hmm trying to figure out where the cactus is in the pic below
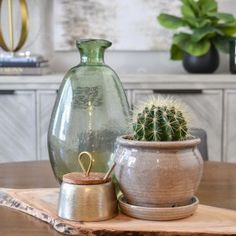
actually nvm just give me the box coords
[133,97,189,141]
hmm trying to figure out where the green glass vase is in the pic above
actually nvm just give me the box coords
[48,39,130,183]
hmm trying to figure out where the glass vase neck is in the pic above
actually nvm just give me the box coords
[76,39,111,65]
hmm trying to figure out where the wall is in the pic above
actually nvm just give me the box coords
[1,0,236,75]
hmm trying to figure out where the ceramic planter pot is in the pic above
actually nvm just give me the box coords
[183,44,219,74]
[114,136,203,207]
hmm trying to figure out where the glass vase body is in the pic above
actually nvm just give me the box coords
[48,39,130,183]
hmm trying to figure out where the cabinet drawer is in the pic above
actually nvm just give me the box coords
[37,91,57,160]
[132,89,223,161]
[0,90,36,162]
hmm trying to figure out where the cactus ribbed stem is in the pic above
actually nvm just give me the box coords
[133,103,188,142]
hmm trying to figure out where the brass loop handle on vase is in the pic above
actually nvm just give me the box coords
[0,0,29,52]
[78,151,93,177]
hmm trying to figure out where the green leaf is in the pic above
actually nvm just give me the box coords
[198,19,212,28]
[218,21,236,36]
[170,44,183,60]
[184,17,212,28]
[172,33,189,45]
[213,35,232,53]
[173,33,211,56]
[192,27,223,42]
[188,0,200,16]
[184,17,199,28]
[181,4,195,18]
[157,14,185,29]
[221,21,236,27]
[207,12,235,23]
[186,40,211,56]
[198,0,217,15]
[181,0,199,17]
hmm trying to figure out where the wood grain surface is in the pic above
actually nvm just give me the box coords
[1,188,236,235]
[0,161,236,235]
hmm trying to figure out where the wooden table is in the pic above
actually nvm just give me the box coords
[0,161,236,236]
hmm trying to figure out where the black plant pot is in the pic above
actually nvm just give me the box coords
[183,45,219,73]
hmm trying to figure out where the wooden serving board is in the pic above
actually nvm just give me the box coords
[0,188,236,235]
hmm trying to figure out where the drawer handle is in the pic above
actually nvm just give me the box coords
[153,89,202,94]
[0,90,15,95]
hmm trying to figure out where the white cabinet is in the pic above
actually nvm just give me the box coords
[36,91,57,160]
[223,90,236,162]
[0,74,235,163]
[132,90,155,105]
[132,89,223,161]
[0,91,36,162]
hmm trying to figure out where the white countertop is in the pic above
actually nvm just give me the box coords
[0,73,235,90]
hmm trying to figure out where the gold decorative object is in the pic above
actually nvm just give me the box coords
[58,151,118,222]
[78,151,93,177]
[0,0,29,52]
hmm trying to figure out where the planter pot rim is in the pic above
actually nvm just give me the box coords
[116,135,200,149]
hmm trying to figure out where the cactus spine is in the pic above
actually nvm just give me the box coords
[133,98,189,141]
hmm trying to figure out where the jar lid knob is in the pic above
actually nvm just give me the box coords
[78,151,93,177]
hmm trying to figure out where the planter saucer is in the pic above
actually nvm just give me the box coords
[118,195,199,221]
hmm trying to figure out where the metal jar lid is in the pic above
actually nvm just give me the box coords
[63,151,115,185]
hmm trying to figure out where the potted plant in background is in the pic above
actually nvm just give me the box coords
[157,0,236,73]
[114,97,203,220]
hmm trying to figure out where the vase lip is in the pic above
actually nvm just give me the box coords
[116,135,201,149]
[76,39,112,48]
